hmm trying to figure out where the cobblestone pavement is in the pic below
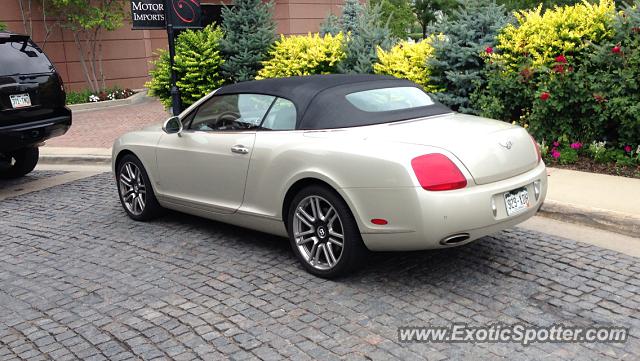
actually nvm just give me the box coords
[0,171,68,189]
[45,99,168,148]
[0,173,639,360]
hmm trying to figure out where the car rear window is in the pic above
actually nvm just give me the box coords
[345,87,435,112]
[0,38,54,76]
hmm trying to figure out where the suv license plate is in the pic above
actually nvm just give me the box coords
[10,93,31,108]
[504,187,529,216]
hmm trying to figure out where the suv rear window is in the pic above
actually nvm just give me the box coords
[0,38,54,76]
[345,87,435,112]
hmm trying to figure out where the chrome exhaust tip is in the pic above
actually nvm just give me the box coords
[440,233,471,245]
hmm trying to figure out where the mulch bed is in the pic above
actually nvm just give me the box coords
[547,156,640,179]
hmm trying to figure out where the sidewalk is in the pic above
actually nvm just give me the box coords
[45,97,168,148]
[38,99,639,237]
[540,168,640,237]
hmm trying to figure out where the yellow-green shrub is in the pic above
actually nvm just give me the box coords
[257,33,346,79]
[373,38,440,92]
[493,0,616,69]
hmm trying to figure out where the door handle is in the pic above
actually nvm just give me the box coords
[231,145,249,154]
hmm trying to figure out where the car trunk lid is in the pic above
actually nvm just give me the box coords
[371,113,539,185]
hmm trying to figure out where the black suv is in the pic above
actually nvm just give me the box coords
[0,32,71,178]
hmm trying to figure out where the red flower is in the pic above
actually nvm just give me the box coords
[555,55,567,63]
[520,68,533,80]
[553,65,565,73]
[612,45,622,54]
[485,46,494,54]
[625,145,633,152]
[540,92,550,101]
[593,94,606,103]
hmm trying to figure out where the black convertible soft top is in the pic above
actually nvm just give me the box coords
[215,74,452,130]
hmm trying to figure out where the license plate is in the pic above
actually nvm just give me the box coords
[10,93,31,108]
[504,187,529,216]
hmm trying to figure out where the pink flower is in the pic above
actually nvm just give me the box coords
[553,141,560,147]
[624,145,632,152]
[570,142,582,149]
[555,55,567,63]
[485,47,494,54]
[552,150,561,159]
[612,45,622,54]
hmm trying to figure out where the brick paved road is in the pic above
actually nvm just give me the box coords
[45,99,168,148]
[0,174,639,360]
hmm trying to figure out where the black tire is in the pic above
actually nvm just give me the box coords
[287,185,367,278]
[116,154,163,221]
[0,147,39,179]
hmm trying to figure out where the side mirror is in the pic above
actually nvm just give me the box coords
[162,116,183,135]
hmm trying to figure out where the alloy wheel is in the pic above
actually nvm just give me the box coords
[119,162,147,216]
[292,195,345,271]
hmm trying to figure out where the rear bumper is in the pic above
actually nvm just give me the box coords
[0,109,71,152]
[342,162,548,251]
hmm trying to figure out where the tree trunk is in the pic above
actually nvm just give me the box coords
[73,32,98,93]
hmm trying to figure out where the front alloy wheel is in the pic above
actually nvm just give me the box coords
[119,162,147,216]
[287,185,366,278]
[116,154,162,221]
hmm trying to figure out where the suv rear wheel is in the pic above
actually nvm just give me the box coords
[0,146,39,179]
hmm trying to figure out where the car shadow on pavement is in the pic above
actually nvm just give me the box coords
[150,207,504,284]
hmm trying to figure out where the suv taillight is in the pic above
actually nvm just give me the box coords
[56,73,65,92]
[411,154,467,191]
[530,135,541,163]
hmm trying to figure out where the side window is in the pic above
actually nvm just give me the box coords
[261,98,297,130]
[190,93,275,131]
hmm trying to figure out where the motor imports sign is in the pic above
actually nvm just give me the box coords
[131,0,201,29]
[131,0,166,29]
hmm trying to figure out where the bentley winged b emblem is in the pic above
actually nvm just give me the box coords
[499,140,513,150]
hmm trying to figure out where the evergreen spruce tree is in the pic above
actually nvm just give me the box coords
[220,0,276,83]
[338,3,394,74]
[340,0,364,35]
[428,0,509,114]
[320,14,340,36]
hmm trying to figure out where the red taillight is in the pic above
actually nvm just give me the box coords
[530,134,541,163]
[56,73,65,92]
[411,154,467,191]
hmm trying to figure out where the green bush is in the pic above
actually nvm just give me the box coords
[374,38,440,92]
[146,24,225,109]
[65,89,93,105]
[428,0,509,114]
[220,0,276,83]
[0,22,7,31]
[65,87,134,105]
[475,0,639,150]
[257,33,346,78]
[370,0,415,39]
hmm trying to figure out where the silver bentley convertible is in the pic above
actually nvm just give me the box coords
[113,74,547,277]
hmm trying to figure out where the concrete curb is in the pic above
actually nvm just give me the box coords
[67,89,150,112]
[39,148,111,166]
[538,200,640,239]
[39,154,111,166]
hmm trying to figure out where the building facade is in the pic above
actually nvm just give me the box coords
[1,1,346,91]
